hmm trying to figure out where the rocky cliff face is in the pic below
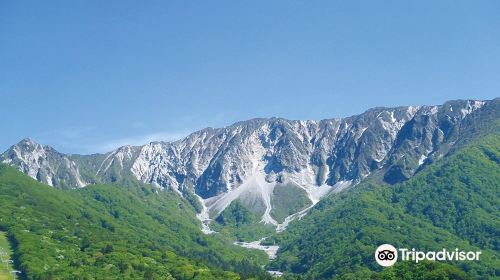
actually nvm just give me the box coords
[0,138,87,189]
[2,99,497,228]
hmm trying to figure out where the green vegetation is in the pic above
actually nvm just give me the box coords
[0,232,15,280]
[212,200,275,242]
[0,164,271,280]
[270,183,311,223]
[269,133,500,279]
[1,117,498,279]
[216,200,256,227]
[212,183,312,242]
[338,261,470,280]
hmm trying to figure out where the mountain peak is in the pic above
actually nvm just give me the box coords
[16,137,42,148]
[1,138,87,188]
[1,98,497,231]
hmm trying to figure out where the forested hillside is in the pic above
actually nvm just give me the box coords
[268,133,500,279]
[0,109,498,279]
[0,164,270,280]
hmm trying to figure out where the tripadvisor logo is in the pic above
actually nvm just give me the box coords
[375,244,398,267]
[375,244,482,267]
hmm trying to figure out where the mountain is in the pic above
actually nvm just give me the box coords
[0,164,271,279]
[1,99,498,232]
[0,138,88,189]
[0,98,498,279]
[267,131,500,279]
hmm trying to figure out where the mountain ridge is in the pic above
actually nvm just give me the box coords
[2,98,498,231]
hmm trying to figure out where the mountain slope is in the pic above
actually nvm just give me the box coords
[0,98,498,279]
[1,99,497,231]
[0,231,15,280]
[0,164,270,279]
[0,139,88,189]
[267,132,500,279]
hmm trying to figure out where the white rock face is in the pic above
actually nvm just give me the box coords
[93,100,489,230]
[1,99,495,232]
[1,139,86,188]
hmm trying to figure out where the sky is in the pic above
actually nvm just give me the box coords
[1,1,499,154]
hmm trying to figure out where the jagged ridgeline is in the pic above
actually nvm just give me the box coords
[1,99,498,232]
[0,98,499,279]
[267,131,500,279]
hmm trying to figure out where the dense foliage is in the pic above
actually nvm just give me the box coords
[216,200,256,227]
[0,165,271,280]
[269,133,500,279]
[212,200,275,242]
[0,231,15,280]
[212,183,312,241]
[1,117,498,279]
[270,184,311,223]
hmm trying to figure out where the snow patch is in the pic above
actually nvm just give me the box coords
[390,111,396,123]
[418,155,427,166]
[460,100,486,118]
[429,106,439,115]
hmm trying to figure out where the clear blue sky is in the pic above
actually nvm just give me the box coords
[1,1,499,154]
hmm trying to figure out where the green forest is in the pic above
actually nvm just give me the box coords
[0,126,498,279]
[0,231,15,280]
[0,164,271,280]
[268,133,500,279]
